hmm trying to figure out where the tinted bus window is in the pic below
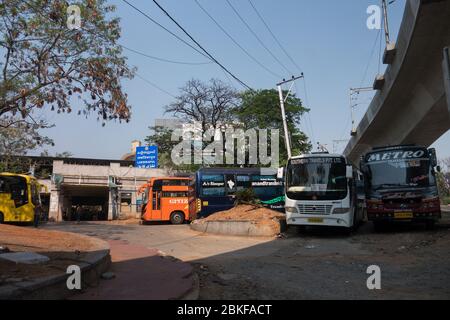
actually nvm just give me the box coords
[162,191,189,198]
[237,175,251,191]
[201,174,226,197]
[251,175,283,198]
[152,179,163,191]
[162,179,190,186]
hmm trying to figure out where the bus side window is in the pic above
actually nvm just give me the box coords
[11,180,28,207]
[0,178,7,193]
[153,180,163,191]
[237,175,250,191]
[201,175,226,197]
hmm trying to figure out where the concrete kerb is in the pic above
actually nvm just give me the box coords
[0,233,111,300]
[190,219,287,237]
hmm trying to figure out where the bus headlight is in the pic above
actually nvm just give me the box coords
[285,207,298,214]
[333,208,350,214]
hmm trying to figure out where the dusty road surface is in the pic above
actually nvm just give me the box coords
[43,217,450,300]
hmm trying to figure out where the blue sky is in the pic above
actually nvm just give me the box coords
[35,0,450,160]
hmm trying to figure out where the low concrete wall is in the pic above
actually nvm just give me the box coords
[190,219,287,237]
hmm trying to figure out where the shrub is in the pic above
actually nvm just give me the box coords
[234,188,261,207]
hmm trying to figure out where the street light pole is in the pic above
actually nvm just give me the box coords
[277,74,304,159]
[349,87,373,135]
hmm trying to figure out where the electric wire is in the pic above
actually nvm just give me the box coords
[121,44,213,65]
[225,0,292,76]
[247,0,303,74]
[194,0,281,79]
[151,0,253,90]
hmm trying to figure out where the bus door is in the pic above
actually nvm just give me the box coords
[150,180,162,220]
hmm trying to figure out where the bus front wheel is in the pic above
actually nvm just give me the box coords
[170,211,185,225]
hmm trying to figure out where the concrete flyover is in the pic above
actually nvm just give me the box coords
[344,0,450,164]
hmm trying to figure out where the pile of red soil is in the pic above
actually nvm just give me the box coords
[203,204,285,223]
[194,205,286,236]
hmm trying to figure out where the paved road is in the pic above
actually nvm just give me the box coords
[44,218,450,300]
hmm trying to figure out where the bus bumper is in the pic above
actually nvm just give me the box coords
[367,210,441,222]
[286,212,352,228]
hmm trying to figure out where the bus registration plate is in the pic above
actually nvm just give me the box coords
[308,218,323,223]
[394,211,413,219]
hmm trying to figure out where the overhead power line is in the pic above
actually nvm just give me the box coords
[247,0,303,73]
[225,0,291,76]
[194,0,281,79]
[135,73,176,98]
[121,0,212,62]
[121,44,212,65]
[151,0,253,90]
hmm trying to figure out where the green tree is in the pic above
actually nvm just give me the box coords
[235,89,312,164]
[146,79,239,171]
[0,0,135,133]
[145,126,201,173]
[437,158,450,203]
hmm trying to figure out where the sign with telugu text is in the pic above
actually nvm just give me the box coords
[135,146,158,168]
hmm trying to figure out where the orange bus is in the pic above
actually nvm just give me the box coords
[138,177,197,224]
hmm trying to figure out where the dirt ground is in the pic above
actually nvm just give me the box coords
[42,213,450,300]
[194,221,450,300]
[0,224,97,283]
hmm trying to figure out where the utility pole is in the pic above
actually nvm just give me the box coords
[382,0,391,45]
[332,139,349,154]
[277,74,304,159]
[349,87,373,136]
[443,47,450,115]
[381,0,397,65]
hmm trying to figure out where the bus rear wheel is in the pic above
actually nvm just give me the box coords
[170,211,185,225]
[0,212,4,224]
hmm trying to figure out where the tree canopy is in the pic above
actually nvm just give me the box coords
[165,78,239,132]
[0,0,135,132]
[146,79,312,169]
[236,89,312,162]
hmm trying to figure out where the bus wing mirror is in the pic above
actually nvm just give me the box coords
[277,167,284,180]
[346,166,353,179]
[436,165,441,173]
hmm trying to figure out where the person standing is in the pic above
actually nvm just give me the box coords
[33,207,41,228]
[76,205,83,223]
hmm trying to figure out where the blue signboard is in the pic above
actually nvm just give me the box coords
[135,146,158,168]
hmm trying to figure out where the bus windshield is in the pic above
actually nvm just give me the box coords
[286,157,348,200]
[363,150,435,190]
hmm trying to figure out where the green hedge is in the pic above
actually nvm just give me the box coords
[442,197,450,205]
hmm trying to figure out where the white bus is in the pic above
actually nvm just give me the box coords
[281,153,365,232]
